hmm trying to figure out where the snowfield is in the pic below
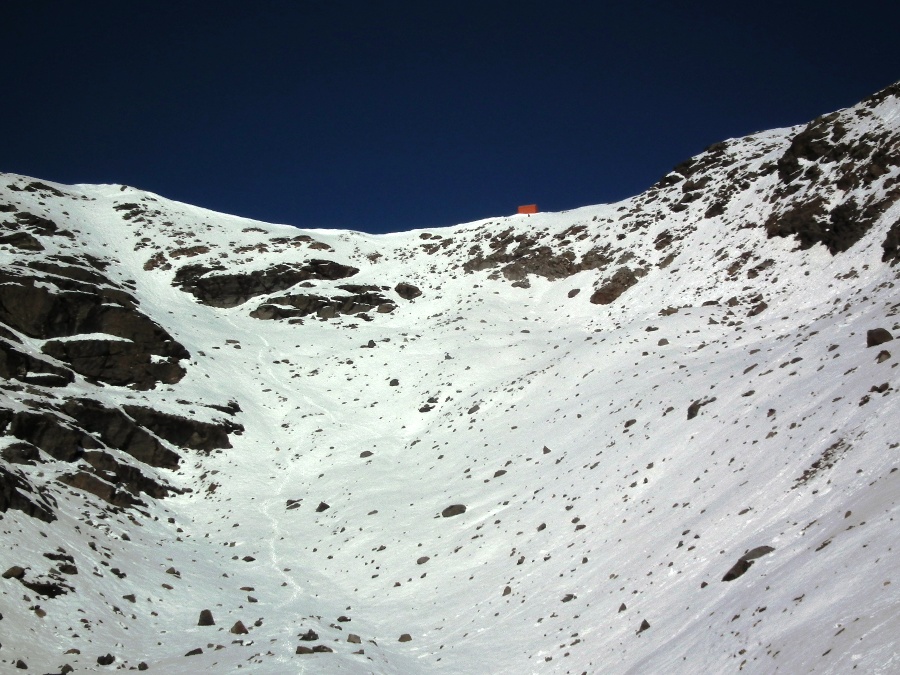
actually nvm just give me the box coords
[1,82,900,674]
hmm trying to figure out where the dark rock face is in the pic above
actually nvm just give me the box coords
[123,405,242,452]
[172,260,359,308]
[58,470,144,509]
[0,339,74,387]
[0,465,56,522]
[42,338,186,389]
[867,328,894,347]
[765,97,900,254]
[0,442,42,465]
[61,399,180,470]
[8,410,100,462]
[589,267,639,305]
[0,262,189,389]
[251,288,396,321]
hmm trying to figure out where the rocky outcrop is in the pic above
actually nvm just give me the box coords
[122,406,242,452]
[7,410,100,462]
[251,289,396,321]
[61,399,181,469]
[0,261,189,389]
[463,229,612,283]
[590,267,639,305]
[58,470,144,508]
[172,260,359,308]
[0,465,56,522]
[0,339,74,387]
[42,337,186,389]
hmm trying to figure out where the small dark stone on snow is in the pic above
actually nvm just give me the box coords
[97,653,115,665]
[242,555,255,562]
[138,663,149,671]
[316,502,330,512]
[503,586,512,596]
[561,593,576,602]
[877,350,891,363]
[230,620,249,635]
[618,603,627,613]
[416,556,430,565]
[198,609,215,626]
[441,504,466,517]
[15,660,27,670]
[722,558,753,581]
[348,633,361,644]
[389,378,399,386]
[867,328,893,347]
[312,645,334,653]
[638,619,651,633]
[185,648,203,656]
[2,566,25,579]
[399,633,412,642]
[658,338,669,346]
[543,446,551,454]
[360,450,373,458]
[296,646,314,654]
[299,628,318,641]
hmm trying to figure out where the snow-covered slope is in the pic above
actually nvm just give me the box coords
[2,82,900,674]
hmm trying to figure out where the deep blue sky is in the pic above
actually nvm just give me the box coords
[2,2,898,233]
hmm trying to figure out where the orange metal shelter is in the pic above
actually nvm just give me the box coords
[517,204,538,214]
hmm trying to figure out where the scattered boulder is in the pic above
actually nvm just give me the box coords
[298,629,318,641]
[198,609,215,626]
[441,504,466,518]
[2,565,26,579]
[316,501,330,513]
[416,556,430,565]
[230,620,249,635]
[867,328,894,347]
[398,633,412,642]
[722,545,775,581]
[348,633,361,644]
[97,653,115,665]
[395,282,422,300]
[637,619,651,634]
[185,648,203,656]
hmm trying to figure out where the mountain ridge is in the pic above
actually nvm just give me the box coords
[1,81,899,673]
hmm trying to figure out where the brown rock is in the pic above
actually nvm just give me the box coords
[198,609,215,626]
[441,504,466,518]
[867,328,894,347]
[398,633,412,642]
[230,620,249,635]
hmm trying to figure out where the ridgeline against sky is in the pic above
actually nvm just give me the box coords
[2,1,899,233]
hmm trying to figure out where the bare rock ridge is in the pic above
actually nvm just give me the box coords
[0,80,899,673]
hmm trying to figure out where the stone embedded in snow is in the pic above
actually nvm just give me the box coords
[298,629,318,641]
[198,609,215,626]
[2,565,26,579]
[348,633,361,643]
[867,328,893,347]
[637,619,651,634]
[417,556,430,565]
[722,545,775,581]
[876,349,891,363]
[398,633,412,642]
[185,647,203,656]
[441,504,466,517]
[97,653,115,665]
[230,620,249,635]
[316,501,330,512]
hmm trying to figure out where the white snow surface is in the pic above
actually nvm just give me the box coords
[1,85,900,674]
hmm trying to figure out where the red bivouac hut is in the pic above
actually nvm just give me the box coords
[517,204,538,214]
